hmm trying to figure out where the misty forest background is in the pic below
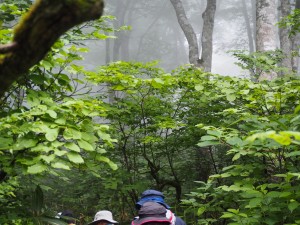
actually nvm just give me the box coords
[1,0,300,224]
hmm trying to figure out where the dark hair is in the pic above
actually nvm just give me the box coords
[61,210,75,223]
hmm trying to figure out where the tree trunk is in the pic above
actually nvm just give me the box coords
[279,0,293,73]
[170,0,201,67]
[200,0,217,72]
[0,0,104,97]
[292,0,300,73]
[242,0,255,53]
[256,0,278,80]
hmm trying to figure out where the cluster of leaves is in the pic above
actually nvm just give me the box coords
[0,1,121,223]
[278,9,300,36]
[230,49,295,80]
[182,74,300,224]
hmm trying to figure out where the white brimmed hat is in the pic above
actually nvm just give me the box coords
[88,210,118,225]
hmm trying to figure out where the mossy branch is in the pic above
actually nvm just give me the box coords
[0,0,104,97]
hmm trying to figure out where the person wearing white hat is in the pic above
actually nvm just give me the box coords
[88,210,118,225]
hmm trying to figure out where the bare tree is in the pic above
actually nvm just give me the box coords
[170,0,216,71]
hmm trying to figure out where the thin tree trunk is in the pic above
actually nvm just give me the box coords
[200,0,216,72]
[256,0,278,80]
[170,0,201,67]
[279,0,293,74]
[242,0,255,53]
[292,0,300,73]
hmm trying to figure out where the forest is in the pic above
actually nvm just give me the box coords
[0,0,300,224]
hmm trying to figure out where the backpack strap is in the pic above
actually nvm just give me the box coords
[166,209,176,225]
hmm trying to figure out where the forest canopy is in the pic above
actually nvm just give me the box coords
[0,0,300,225]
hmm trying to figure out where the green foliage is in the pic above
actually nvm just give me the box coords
[0,1,120,223]
[182,74,300,224]
[278,9,300,36]
[231,49,294,80]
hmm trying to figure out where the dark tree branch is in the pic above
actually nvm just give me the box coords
[0,0,104,97]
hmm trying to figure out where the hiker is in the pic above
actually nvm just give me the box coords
[132,201,172,225]
[60,210,76,225]
[135,190,186,225]
[88,210,118,225]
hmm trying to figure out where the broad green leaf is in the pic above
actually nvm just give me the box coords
[200,135,217,141]
[45,128,59,141]
[63,128,82,140]
[288,201,300,212]
[108,161,118,170]
[40,155,55,163]
[67,152,84,164]
[14,138,38,150]
[195,84,204,91]
[226,137,243,146]
[197,140,219,147]
[46,110,57,118]
[226,94,236,102]
[246,198,261,208]
[77,140,94,151]
[51,162,70,170]
[65,142,80,152]
[220,212,234,218]
[197,207,206,216]
[27,163,47,174]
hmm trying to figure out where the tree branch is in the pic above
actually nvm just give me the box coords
[0,0,104,97]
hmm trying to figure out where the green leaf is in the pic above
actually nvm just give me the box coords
[108,161,118,170]
[197,140,219,147]
[63,128,82,140]
[220,212,234,218]
[14,138,38,150]
[200,135,217,141]
[226,137,243,146]
[67,152,84,164]
[246,198,261,208]
[27,163,47,174]
[288,201,300,212]
[46,110,57,118]
[51,162,70,170]
[77,140,94,151]
[197,206,206,216]
[226,94,236,102]
[195,84,204,91]
[65,142,80,152]
[45,128,59,141]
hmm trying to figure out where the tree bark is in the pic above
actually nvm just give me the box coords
[279,0,293,73]
[0,0,104,97]
[200,0,217,72]
[292,0,300,73]
[170,0,201,67]
[256,0,278,80]
[242,0,255,53]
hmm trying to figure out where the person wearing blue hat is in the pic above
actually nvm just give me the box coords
[135,190,186,225]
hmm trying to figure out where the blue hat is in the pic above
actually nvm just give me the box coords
[135,189,170,209]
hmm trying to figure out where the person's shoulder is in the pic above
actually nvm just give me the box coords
[175,216,186,225]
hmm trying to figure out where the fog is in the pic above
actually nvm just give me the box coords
[81,0,256,77]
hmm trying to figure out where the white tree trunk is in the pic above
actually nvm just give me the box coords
[279,0,293,73]
[256,0,278,80]
[170,0,216,72]
[200,0,217,72]
[170,0,200,67]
